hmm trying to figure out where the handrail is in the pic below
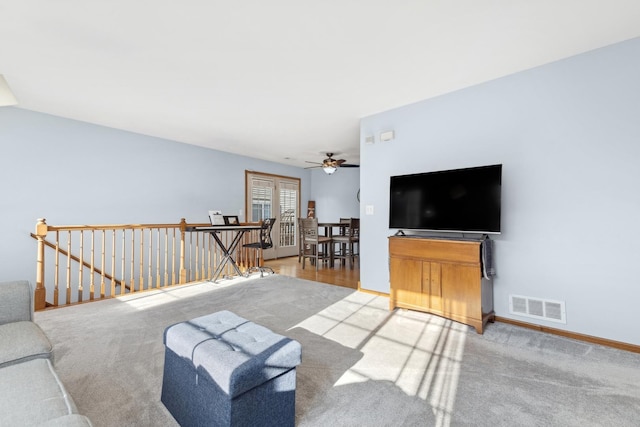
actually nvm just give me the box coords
[30,233,126,288]
[32,218,261,310]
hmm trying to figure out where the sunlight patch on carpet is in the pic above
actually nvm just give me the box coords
[116,277,249,310]
[291,291,467,426]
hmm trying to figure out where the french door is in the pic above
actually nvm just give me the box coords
[245,171,300,259]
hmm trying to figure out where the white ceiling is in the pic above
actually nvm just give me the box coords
[2,1,639,167]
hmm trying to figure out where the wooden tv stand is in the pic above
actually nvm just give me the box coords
[388,236,495,334]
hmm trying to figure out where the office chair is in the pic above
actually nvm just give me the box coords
[243,218,276,277]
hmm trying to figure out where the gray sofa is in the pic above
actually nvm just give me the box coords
[0,280,92,426]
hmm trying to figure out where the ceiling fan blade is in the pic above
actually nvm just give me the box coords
[307,153,357,170]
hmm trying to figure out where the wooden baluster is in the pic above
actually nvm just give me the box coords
[222,231,227,277]
[192,228,196,281]
[253,229,258,269]
[130,230,136,292]
[179,218,187,284]
[202,232,208,280]
[253,228,259,269]
[229,231,235,276]
[202,232,207,280]
[156,228,161,288]
[54,230,59,307]
[147,229,152,289]
[195,231,200,281]
[121,229,126,295]
[200,232,206,281]
[171,228,176,285]
[245,230,251,270]
[78,230,84,303]
[100,229,106,299]
[89,231,95,300]
[191,231,196,281]
[66,231,72,304]
[138,229,144,291]
[193,230,196,281]
[163,229,169,287]
[201,232,207,280]
[256,228,261,268]
[111,230,117,297]
[196,233,205,280]
[227,230,233,273]
[207,233,212,279]
[199,232,204,280]
[185,232,190,283]
[34,218,48,310]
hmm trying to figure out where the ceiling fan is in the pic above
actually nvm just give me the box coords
[304,153,359,175]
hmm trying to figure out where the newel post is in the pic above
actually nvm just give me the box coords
[34,218,48,310]
[179,218,187,284]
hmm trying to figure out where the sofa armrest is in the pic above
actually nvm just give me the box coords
[0,280,34,325]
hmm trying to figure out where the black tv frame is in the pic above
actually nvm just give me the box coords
[389,164,502,234]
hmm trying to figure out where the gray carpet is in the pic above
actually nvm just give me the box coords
[35,275,640,426]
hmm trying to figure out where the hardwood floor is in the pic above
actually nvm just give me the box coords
[264,256,359,290]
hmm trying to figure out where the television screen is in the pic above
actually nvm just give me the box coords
[389,164,502,233]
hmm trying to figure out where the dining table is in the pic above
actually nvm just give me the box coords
[317,222,348,239]
[317,221,350,267]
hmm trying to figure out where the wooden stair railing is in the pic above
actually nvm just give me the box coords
[32,218,261,310]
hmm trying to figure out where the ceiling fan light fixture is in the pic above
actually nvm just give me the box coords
[323,165,337,175]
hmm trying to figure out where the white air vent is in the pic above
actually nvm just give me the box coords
[509,294,566,324]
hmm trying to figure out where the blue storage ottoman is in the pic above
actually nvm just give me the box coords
[161,310,302,427]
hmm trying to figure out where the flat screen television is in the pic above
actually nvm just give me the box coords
[389,164,502,234]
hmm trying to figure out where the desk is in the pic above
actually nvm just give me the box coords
[186,225,262,282]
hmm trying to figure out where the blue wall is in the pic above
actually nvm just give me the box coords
[359,37,640,345]
[310,167,360,221]
[0,108,313,283]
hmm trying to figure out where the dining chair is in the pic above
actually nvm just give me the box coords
[300,218,332,270]
[297,218,313,263]
[242,218,276,277]
[332,218,351,266]
[298,218,310,263]
[338,217,350,236]
[332,218,359,269]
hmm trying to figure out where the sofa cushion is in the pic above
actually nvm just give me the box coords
[0,358,79,426]
[0,280,33,324]
[0,320,53,368]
